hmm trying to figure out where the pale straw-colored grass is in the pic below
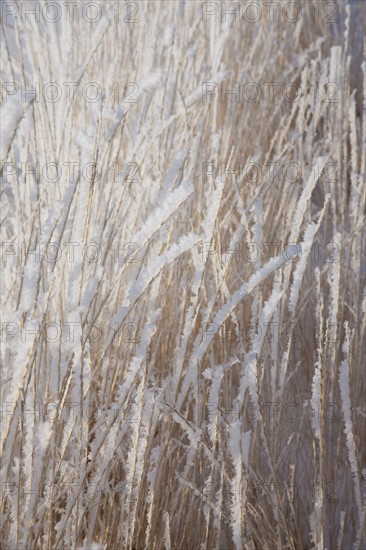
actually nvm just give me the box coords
[1,1,365,548]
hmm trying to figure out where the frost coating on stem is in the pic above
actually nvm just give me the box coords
[339,323,363,546]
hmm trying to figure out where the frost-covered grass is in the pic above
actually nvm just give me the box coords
[1,1,365,549]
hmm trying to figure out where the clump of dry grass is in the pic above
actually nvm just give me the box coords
[1,1,365,549]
